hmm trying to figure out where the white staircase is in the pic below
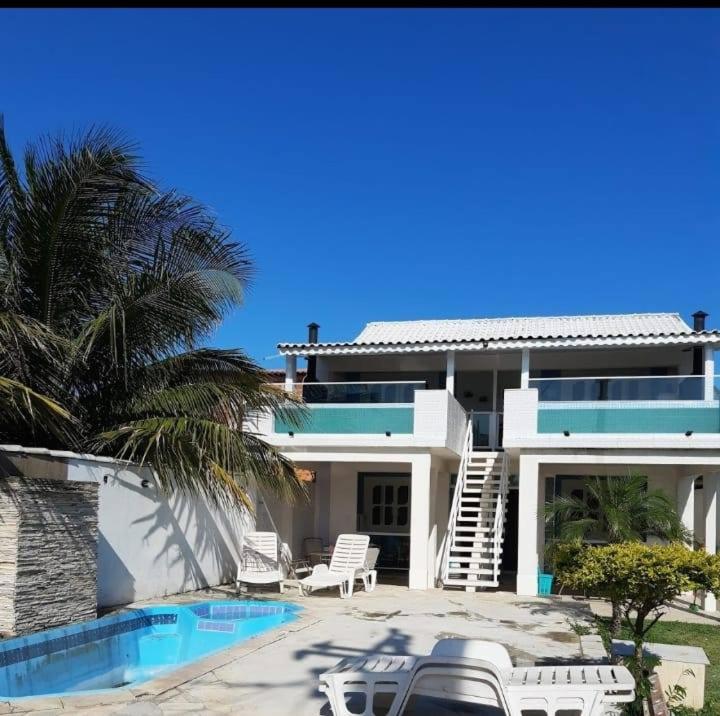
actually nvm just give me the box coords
[440,420,509,591]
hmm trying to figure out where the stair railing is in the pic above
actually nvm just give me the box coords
[491,452,510,584]
[439,417,473,584]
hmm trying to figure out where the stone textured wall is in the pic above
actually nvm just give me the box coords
[0,491,19,635]
[0,477,99,635]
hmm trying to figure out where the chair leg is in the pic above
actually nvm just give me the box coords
[278,580,284,594]
[341,578,354,599]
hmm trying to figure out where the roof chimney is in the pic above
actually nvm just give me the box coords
[307,322,320,344]
[306,323,319,382]
[692,311,708,332]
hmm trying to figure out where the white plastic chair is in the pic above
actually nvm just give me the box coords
[236,531,285,593]
[356,546,380,593]
[319,638,635,716]
[300,534,370,599]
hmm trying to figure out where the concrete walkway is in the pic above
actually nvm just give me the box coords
[10,586,595,715]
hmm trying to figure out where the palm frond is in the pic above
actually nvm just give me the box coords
[94,416,306,506]
[0,376,76,444]
[546,473,689,546]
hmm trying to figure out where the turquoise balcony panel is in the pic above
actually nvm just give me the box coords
[274,406,414,434]
[538,406,720,434]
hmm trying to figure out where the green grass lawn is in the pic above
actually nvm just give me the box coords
[598,617,720,712]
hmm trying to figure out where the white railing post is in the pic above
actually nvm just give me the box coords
[520,349,530,389]
[704,347,715,401]
[284,355,297,392]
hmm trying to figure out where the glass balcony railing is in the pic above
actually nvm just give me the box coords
[530,375,706,402]
[297,381,425,404]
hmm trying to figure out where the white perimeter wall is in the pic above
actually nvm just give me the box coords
[65,458,253,608]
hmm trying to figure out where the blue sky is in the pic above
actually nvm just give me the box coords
[1,9,718,367]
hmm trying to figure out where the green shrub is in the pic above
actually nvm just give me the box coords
[556,542,720,649]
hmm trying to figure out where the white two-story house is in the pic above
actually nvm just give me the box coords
[253,311,720,612]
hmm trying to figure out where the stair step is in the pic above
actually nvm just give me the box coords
[443,578,500,588]
[453,526,496,533]
[446,567,498,575]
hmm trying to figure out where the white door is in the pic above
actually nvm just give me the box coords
[361,475,411,534]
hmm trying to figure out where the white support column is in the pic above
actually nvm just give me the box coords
[434,470,451,582]
[704,346,715,401]
[520,349,530,389]
[702,474,719,613]
[409,454,432,590]
[284,355,297,392]
[677,475,697,545]
[446,351,456,395]
[427,467,439,587]
[517,454,540,596]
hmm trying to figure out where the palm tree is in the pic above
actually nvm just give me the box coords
[545,473,690,635]
[0,118,304,506]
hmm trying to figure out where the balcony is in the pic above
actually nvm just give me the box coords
[257,382,467,454]
[273,382,423,435]
[503,375,720,450]
[531,375,708,402]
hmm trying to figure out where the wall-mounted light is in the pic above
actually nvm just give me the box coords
[288,431,294,437]
[563,430,570,437]
[385,431,392,437]
[103,474,110,485]
[685,430,694,437]
[140,479,150,488]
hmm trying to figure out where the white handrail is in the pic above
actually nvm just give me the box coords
[440,418,473,583]
[491,453,509,583]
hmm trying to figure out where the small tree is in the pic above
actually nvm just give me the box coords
[555,542,720,714]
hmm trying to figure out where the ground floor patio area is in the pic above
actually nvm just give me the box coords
[9,583,720,715]
[7,585,601,715]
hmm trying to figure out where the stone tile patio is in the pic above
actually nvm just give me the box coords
[8,585,599,715]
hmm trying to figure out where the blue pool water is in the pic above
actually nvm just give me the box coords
[0,601,300,700]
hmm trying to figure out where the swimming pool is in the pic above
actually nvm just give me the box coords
[0,600,300,700]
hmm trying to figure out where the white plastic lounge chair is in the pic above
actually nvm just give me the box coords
[300,533,370,599]
[236,531,285,593]
[319,638,635,716]
[355,546,380,593]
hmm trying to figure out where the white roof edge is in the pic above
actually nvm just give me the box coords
[278,333,720,356]
[0,444,131,465]
[361,311,685,327]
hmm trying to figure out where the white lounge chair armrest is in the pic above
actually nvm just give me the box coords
[311,563,329,576]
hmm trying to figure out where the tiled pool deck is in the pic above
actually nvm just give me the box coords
[2,583,693,715]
